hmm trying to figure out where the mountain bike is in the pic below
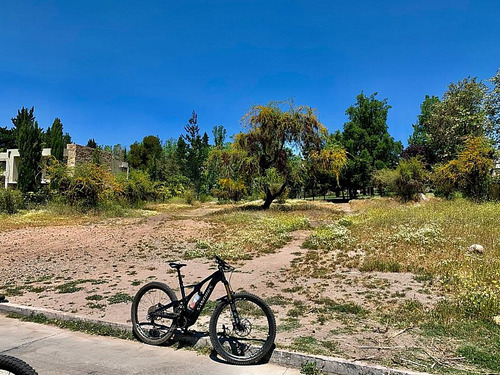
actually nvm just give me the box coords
[131,256,276,365]
[0,355,38,375]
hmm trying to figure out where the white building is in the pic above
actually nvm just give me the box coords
[0,144,128,189]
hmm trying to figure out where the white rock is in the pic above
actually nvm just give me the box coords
[468,244,484,254]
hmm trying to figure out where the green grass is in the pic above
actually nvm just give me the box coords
[184,208,311,260]
[7,313,134,340]
[289,336,342,357]
[277,318,301,333]
[85,294,105,301]
[107,292,133,304]
[300,361,325,375]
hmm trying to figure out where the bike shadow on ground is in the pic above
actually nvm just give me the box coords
[161,329,276,366]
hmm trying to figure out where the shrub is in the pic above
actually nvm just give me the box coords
[0,189,23,214]
[394,157,427,201]
[433,136,494,201]
[212,178,246,202]
[64,163,112,211]
[433,161,460,199]
[121,169,155,205]
[372,168,398,196]
[183,189,197,205]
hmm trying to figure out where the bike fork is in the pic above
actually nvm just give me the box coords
[224,283,242,329]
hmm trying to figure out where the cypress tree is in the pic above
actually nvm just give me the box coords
[50,118,64,161]
[12,107,43,193]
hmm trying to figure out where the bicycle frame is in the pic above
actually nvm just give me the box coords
[152,265,239,329]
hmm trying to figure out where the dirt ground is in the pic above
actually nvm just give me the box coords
[0,203,446,371]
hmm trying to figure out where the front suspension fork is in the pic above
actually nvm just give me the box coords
[224,283,242,330]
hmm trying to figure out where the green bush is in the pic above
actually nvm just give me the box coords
[394,157,427,201]
[183,189,197,205]
[63,163,111,211]
[121,169,155,205]
[372,168,398,196]
[0,189,23,214]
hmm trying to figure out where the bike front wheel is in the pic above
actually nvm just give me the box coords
[131,282,178,345]
[209,292,276,365]
[0,355,38,375]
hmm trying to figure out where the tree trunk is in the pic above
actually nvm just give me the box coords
[262,181,287,209]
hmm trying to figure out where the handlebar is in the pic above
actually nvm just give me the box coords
[215,256,233,271]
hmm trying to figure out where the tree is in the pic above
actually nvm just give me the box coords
[486,69,500,148]
[405,95,441,167]
[50,118,65,161]
[142,135,163,180]
[212,125,227,149]
[427,77,488,162]
[126,136,163,179]
[128,142,144,169]
[408,95,440,147]
[63,132,72,145]
[12,107,43,193]
[86,138,97,148]
[236,101,329,209]
[0,126,16,151]
[206,142,249,202]
[341,92,402,197]
[181,111,210,197]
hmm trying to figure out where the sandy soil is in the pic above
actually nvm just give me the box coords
[0,204,445,370]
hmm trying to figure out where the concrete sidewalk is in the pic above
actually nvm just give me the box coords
[0,314,300,375]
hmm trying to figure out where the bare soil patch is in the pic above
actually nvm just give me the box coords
[0,202,445,371]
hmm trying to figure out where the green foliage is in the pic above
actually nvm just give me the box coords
[212,125,226,148]
[486,69,500,148]
[185,211,310,260]
[427,77,489,162]
[303,223,352,250]
[63,163,112,210]
[394,157,427,201]
[86,138,97,148]
[121,169,155,205]
[181,111,210,198]
[108,292,133,304]
[300,361,324,375]
[457,345,500,372]
[341,92,403,194]
[12,107,43,193]
[433,136,494,200]
[372,168,398,196]
[0,126,16,151]
[212,178,246,201]
[0,189,23,214]
[238,101,327,208]
[49,118,65,161]
[408,95,440,147]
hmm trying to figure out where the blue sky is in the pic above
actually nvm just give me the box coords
[1,0,499,148]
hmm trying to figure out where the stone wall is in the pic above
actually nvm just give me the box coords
[66,144,114,172]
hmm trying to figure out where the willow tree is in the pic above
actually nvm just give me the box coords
[237,101,330,209]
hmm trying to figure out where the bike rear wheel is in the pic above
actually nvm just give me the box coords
[0,355,38,375]
[131,282,178,345]
[209,292,276,365]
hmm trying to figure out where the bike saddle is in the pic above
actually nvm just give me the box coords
[168,262,187,270]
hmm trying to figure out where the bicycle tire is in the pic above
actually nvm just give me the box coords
[131,282,178,345]
[0,355,38,375]
[209,292,276,365]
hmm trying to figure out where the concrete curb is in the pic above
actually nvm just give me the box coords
[0,303,429,375]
